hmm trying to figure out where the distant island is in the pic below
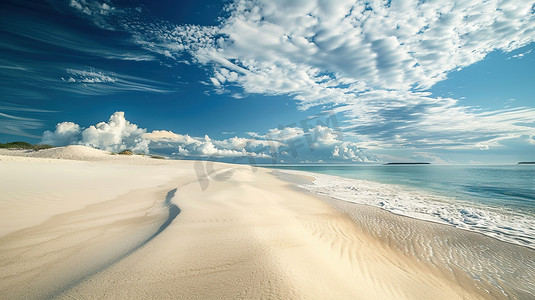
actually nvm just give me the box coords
[518,162,535,165]
[384,162,431,165]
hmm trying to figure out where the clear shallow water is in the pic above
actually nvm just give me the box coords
[270,165,535,248]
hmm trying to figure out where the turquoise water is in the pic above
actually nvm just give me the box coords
[272,165,535,212]
[270,164,535,248]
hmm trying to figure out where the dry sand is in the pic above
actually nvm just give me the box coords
[0,146,505,299]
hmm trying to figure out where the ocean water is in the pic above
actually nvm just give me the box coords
[270,164,535,249]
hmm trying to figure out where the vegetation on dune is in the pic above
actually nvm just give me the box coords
[31,144,56,151]
[0,141,56,151]
[0,142,33,149]
[114,150,165,159]
[116,149,134,155]
[111,150,165,159]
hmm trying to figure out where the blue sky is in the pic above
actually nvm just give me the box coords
[1,0,534,164]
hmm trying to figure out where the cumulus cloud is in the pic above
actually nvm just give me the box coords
[42,122,81,146]
[42,111,376,163]
[42,112,149,153]
[333,142,374,162]
[81,112,149,152]
[119,0,535,150]
[144,132,261,158]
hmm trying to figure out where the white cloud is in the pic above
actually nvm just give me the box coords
[264,127,305,141]
[508,49,532,59]
[143,131,250,157]
[477,143,490,151]
[42,111,376,163]
[0,103,57,138]
[0,112,43,138]
[123,0,535,150]
[65,69,116,83]
[42,122,81,146]
[69,0,117,29]
[81,111,149,153]
[61,68,171,95]
[69,0,84,12]
[142,130,182,142]
[44,1,535,154]
[145,132,274,159]
[164,0,535,92]
[307,126,339,146]
[335,91,535,149]
[333,142,374,162]
[42,112,149,153]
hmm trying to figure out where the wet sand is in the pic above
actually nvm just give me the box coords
[324,197,535,299]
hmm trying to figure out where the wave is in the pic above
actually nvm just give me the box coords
[283,170,535,250]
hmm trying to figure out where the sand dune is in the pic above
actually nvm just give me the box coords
[0,146,501,299]
[0,145,111,161]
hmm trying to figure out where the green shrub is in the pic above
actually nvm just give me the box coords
[0,141,33,149]
[32,144,56,151]
[150,155,166,159]
[0,142,56,151]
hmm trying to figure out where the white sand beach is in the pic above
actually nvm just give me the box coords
[0,146,527,299]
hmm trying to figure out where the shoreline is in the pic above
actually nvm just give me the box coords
[275,169,535,299]
[325,197,534,298]
[1,146,532,299]
[274,168,535,250]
